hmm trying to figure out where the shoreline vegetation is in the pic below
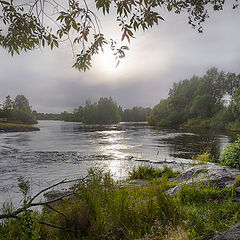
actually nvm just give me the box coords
[0,95,39,132]
[1,162,240,239]
[1,138,240,239]
[0,123,40,132]
[33,97,151,124]
[147,68,240,132]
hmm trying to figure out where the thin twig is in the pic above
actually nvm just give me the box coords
[38,220,82,234]
[0,174,90,220]
[45,204,66,217]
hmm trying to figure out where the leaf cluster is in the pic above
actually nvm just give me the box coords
[0,0,239,71]
[147,68,240,130]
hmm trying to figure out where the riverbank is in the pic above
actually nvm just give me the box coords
[182,119,240,132]
[1,163,240,240]
[0,123,40,132]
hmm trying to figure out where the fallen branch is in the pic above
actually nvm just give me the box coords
[0,174,91,220]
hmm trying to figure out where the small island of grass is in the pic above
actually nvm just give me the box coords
[0,122,40,132]
[0,95,39,132]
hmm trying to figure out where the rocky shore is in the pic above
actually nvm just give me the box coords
[44,163,240,239]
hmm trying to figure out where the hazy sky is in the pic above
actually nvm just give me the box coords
[0,3,240,113]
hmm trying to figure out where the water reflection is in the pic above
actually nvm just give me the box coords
[0,120,238,207]
[156,128,236,160]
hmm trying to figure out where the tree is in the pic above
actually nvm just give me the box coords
[14,94,30,111]
[122,106,151,122]
[3,95,13,111]
[225,73,240,102]
[1,94,36,124]
[147,98,172,126]
[191,93,214,118]
[81,97,121,124]
[0,0,239,71]
[147,68,240,129]
[232,88,240,121]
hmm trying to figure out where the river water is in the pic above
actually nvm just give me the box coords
[0,120,237,208]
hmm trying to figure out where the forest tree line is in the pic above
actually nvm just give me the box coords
[33,97,151,124]
[147,67,240,130]
[2,67,240,128]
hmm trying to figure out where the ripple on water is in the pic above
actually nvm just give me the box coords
[0,121,236,208]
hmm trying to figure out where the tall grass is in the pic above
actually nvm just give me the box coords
[1,167,240,240]
[128,165,181,180]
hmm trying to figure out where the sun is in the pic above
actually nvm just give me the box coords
[94,49,124,75]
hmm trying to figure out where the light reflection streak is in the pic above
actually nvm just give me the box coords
[97,130,133,177]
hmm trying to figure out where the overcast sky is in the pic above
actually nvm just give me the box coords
[0,2,240,113]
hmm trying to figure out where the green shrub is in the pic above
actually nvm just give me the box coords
[226,120,240,132]
[220,137,240,169]
[190,152,214,166]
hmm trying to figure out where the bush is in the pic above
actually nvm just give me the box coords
[226,120,240,132]
[220,137,240,169]
[191,152,214,166]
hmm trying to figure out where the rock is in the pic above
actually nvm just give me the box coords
[168,164,240,195]
[210,223,240,240]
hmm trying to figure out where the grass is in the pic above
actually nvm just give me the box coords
[0,123,31,128]
[234,174,240,187]
[189,152,214,166]
[128,165,181,180]
[1,167,240,240]
[0,123,39,132]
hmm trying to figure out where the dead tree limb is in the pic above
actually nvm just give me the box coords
[0,174,91,220]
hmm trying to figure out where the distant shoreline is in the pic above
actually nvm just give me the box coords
[0,123,40,132]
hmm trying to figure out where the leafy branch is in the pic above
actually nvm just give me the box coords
[0,0,239,71]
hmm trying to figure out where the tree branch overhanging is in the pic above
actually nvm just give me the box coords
[0,0,239,71]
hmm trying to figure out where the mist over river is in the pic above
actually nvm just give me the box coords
[0,120,237,207]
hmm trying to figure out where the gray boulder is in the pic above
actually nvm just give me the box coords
[168,164,240,195]
[210,223,240,240]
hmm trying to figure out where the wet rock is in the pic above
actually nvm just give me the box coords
[210,223,240,240]
[168,164,240,195]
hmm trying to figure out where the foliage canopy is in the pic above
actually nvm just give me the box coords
[147,68,240,130]
[0,94,36,124]
[81,97,121,124]
[0,0,239,71]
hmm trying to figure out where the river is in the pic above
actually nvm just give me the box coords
[0,120,237,208]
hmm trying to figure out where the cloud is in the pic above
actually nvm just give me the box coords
[0,4,240,113]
